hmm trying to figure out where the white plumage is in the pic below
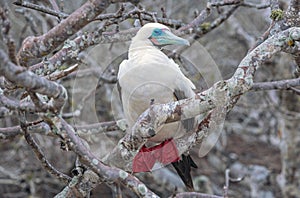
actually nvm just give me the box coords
[118,23,196,143]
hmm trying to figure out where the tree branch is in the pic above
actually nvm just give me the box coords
[54,117,159,197]
[22,124,72,184]
[173,192,223,198]
[0,50,67,113]
[13,0,68,20]
[251,78,300,91]
[16,0,139,66]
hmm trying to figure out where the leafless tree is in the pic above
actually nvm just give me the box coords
[0,0,299,197]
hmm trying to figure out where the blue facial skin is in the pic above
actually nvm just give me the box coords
[149,28,190,47]
[152,28,163,37]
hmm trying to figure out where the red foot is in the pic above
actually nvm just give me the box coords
[132,139,180,172]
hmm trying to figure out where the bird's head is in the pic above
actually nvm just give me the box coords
[132,23,190,47]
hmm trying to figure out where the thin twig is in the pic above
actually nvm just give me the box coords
[13,1,68,20]
[176,5,211,33]
[251,78,300,91]
[22,124,72,184]
[0,7,17,64]
[173,192,223,198]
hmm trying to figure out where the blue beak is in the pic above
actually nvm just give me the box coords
[149,30,190,46]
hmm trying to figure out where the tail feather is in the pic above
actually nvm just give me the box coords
[172,154,197,191]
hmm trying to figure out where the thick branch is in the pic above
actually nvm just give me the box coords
[0,50,67,113]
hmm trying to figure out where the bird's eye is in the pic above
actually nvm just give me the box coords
[153,28,162,36]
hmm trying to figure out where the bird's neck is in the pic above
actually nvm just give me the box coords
[128,40,168,61]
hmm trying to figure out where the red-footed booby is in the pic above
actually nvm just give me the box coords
[117,23,197,191]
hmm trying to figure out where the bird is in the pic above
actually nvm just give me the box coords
[117,23,198,191]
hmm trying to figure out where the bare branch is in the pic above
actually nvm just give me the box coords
[0,50,67,113]
[16,0,139,66]
[0,120,122,140]
[47,63,79,81]
[192,5,239,39]
[209,0,241,7]
[22,123,72,184]
[173,192,223,198]
[176,5,211,33]
[251,78,300,91]
[0,122,51,140]
[13,0,68,20]
[241,2,270,9]
[0,90,37,112]
[209,0,270,9]
[29,28,138,72]
[54,117,159,197]
[0,7,17,64]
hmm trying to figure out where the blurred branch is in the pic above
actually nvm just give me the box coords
[289,86,300,95]
[13,0,68,20]
[241,1,270,9]
[209,0,241,7]
[251,78,300,91]
[248,0,282,52]
[209,0,270,9]
[0,120,122,140]
[270,0,279,10]
[193,5,239,39]
[0,7,17,64]
[173,192,222,198]
[75,121,121,133]
[48,0,60,13]
[248,20,275,52]
[171,5,239,57]
[176,4,211,33]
